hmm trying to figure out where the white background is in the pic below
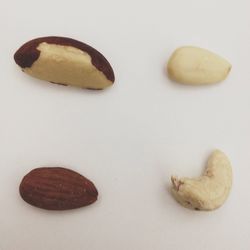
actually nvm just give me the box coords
[1,0,250,249]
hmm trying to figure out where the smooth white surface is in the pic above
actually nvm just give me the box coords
[1,0,250,249]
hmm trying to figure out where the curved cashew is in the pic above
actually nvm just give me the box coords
[171,150,232,211]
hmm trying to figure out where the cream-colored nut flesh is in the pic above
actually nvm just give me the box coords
[23,43,112,89]
[167,46,231,85]
[171,150,232,211]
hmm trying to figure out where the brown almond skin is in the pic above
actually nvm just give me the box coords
[14,36,115,82]
[19,167,98,210]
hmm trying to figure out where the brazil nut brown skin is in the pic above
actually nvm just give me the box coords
[14,36,115,89]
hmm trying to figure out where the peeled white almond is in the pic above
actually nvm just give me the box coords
[167,46,231,85]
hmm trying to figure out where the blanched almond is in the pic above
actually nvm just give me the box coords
[167,46,231,85]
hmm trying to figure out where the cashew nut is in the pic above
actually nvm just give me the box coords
[171,150,232,211]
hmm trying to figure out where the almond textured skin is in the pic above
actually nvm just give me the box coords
[19,167,98,210]
[14,36,115,89]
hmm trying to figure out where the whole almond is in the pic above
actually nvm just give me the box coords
[14,36,115,90]
[19,167,98,210]
[167,46,231,85]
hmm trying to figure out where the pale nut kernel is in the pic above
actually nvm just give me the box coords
[14,36,115,90]
[167,46,231,85]
[171,150,232,211]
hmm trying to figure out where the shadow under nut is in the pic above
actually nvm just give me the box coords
[14,36,115,89]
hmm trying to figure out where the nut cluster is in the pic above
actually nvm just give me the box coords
[14,36,233,211]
